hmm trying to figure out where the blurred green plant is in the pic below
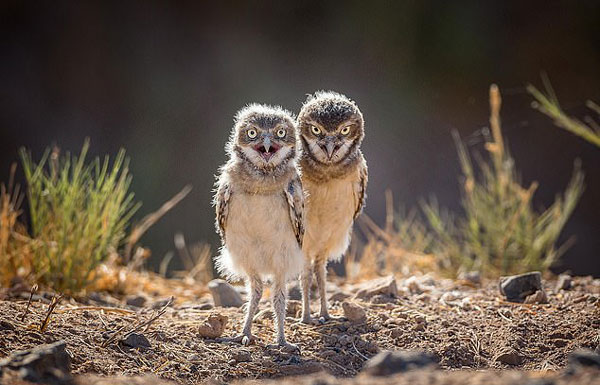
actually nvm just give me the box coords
[421,85,584,277]
[528,81,600,148]
[19,139,141,293]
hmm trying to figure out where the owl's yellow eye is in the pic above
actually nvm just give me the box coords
[341,126,351,135]
[276,129,286,138]
[247,129,257,139]
[310,125,321,135]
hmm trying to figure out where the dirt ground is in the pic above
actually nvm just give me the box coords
[0,273,599,384]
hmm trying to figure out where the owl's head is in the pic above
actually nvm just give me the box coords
[229,104,298,173]
[298,91,364,165]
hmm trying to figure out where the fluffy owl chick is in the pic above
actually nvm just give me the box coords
[297,91,367,323]
[213,104,305,352]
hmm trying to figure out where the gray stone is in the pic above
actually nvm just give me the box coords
[122,333,151,349]
[556,274,573,291]
[231,349,252,363]
[342,301,366,323]
[458,271,481,285]
[568,349,600,369]
[208,279,244,308]
[499,271,542,302]
[404,276,424,294]
[371,294,396,304]
[0,340,72,384]
[125,295,147,308]
[354,276,398,300]
[363,350,437,376]
[494,350,523,365]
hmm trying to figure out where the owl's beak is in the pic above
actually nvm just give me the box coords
[323,138,340,160]
[263,137,272,153]
[254,136,280,162]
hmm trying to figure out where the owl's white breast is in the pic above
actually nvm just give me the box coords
[303,170,358,262]
[217,190,303,282]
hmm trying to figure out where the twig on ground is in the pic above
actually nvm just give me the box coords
[153,359,171,374]
[20,284,38,321]
[139,297,173,333]
[351,339,369,361]
[101,296,174,347]
[497,309,512,322]
[56,306,135,315]
[40,293,63,332]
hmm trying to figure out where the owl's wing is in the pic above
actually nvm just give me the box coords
[284,175,305,247]
[353,159,368,220]
[214,180,232,241]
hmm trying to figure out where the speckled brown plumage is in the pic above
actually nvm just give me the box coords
[212,103,305,352]
[296,90,368,323]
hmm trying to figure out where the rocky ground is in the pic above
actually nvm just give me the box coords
[0,272,599,384]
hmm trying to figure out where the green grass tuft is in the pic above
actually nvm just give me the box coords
[19,139,141,293]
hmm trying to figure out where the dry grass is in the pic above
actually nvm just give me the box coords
[345,190,435,282]
[421,85,584,277]
[172,233,214,283]
[2,141,192,296]
[528,78,600,148]
[347,84,585,280]
[0,164,33,287]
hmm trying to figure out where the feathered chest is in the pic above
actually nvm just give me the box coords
[226,191,290,240]
[304,174,357,229]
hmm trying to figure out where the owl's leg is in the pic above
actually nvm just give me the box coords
[269,278,300,353]
[315,259,331,320]
[225,274,262,345]
[315,259,340,322]
[300,258,313,324]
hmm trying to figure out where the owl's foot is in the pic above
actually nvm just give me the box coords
[318,312,343,324]
[267,341,300,354]
[296,313,323,326]
[219,333,256,346]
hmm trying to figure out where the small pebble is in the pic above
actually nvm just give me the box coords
[342,301,367,323]
[122,333,151,349]
[231,350,251,363]
[198,313,228,338]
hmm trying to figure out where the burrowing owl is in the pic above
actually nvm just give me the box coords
[213,104,305,352]
[297,91,367,323]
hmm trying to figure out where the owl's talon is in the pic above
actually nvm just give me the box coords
[296,315,322,326]
[319,314,342,323]
[220,334,256,345]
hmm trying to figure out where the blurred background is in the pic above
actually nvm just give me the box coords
[1,1,598,276]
